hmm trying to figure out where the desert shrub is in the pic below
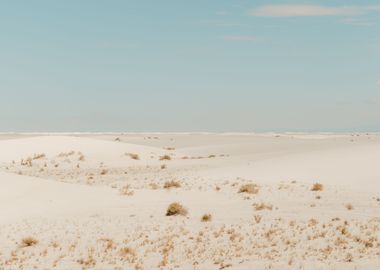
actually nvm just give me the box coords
[345,203,353,210]
[254,202,273,211]
[238,184,259,194]
[21,237,38,247]
[160,155,171,161]
[126,153,139,160]
[311,183,323,191]
[201,214,212,222]
[166,202,187,216]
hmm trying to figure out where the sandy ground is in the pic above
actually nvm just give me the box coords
[0,133,379,270]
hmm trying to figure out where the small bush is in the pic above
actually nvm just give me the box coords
[311,183,323,191]
[126,153,139,160]
[160,155,171,161]
[238,184,259,194]
[166,202,187,216]
[345,203,353,210]
[201,214,212,222]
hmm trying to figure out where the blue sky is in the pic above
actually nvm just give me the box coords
[1,0,379,132]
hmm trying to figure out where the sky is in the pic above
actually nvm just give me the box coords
[0,0,379,132]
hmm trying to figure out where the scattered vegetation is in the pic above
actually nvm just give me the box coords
[163,180,181,189]
[58,151,75,158]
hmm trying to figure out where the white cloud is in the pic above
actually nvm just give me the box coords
[223,35,256,41]
[377,80,380,85]
[250,4,380,17]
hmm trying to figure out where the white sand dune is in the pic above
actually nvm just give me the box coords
[0,135,165,162]
[0,133,379,269]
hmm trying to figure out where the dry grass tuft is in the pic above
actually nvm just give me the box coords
[163,180,181,189]
[238,183,259,194]
[21,237,38,247]
[159,155,171,161]
[166,202,187,216]
[254,215,262,224]
[201,214,212,222]
[254,202,273,211]
[311,183,323,191]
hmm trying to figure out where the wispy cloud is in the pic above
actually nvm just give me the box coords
[250,4,380,17]
[377,80,380,85]
[368,98,380,105]
[340,18,376,26]
[195,20,245,27]
[223,35,256,42]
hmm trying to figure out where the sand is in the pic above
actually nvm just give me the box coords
[0,133,379,269]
